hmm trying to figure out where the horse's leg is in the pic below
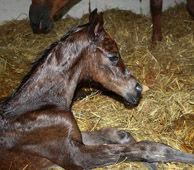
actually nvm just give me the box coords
[150,0,163,46]
[10,107,194,170]
[81,128,135,145]
[6,107,132,169]
[124,140,194,164]
[42,128,135,170]
[82,128,158,170]
[187,0,194,18]
[45,128,157,170]
[57,139,194,170]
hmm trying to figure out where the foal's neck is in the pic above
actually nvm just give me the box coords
[2,35,89,117]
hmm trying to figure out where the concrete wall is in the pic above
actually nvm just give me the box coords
[0,0,185,24]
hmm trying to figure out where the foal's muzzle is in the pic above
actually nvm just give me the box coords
[125,82,142,105]
[29,3,53,33]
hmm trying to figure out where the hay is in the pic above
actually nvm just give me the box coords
[0,3,194,170]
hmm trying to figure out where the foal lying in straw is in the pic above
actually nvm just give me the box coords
[0,9,194,170]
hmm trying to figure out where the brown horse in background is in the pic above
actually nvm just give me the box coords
[150,0,194,45]
[29,0,194,45]
[29,0,71,33]
[1,9,194,170]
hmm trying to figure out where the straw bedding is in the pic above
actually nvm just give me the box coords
[0,3,193,170]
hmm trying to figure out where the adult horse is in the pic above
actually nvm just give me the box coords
[29,0,79,33]
[29,0,194,45]
[1,9,194,170]
[151,0,194,45]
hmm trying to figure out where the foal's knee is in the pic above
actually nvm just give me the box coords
[82,128,135,145]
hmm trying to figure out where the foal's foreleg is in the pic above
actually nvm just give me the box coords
[81,128,158,170]
[122,140,194,164]
[81,127,135,145]
[20,108,193,170]
[62,140,194,170]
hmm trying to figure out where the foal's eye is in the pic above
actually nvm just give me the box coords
[108,56,119,62]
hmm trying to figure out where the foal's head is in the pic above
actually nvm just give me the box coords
[85,9,142,104]
[1,9,142,117]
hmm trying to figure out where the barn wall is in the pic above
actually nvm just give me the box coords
[0,0,185,24]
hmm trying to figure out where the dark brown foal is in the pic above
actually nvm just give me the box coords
[1,9,194,170]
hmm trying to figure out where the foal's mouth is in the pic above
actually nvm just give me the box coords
[124,93,142,105]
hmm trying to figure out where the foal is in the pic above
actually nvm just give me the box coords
[0,9,194,170]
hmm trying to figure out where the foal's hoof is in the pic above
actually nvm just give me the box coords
[116,130,136,144]
[81,128,136,145]
[101,128,136,144]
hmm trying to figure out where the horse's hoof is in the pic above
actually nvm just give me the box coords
[117,130,136,144]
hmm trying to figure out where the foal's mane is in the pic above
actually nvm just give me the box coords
[3,22,90,104]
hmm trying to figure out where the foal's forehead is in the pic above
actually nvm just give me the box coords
[100,31,119,52]
[101,30,115,41]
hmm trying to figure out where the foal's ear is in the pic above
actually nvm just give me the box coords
[89,9,104,36]
[89,9,98,23]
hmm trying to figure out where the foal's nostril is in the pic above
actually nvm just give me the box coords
[135,83,142,93]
